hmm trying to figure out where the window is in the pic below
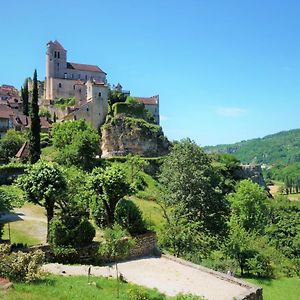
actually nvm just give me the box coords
[54,51,57,58]
[58,83,62,88]
[58,52,60,59]
[73,85,75,90]
[78,74,81,79]
[85,75,88,80]
[79,89,81,93]
[57,62,59,67]
[86,107,89,112]
[64,73,67,79]
[98,92,101,97]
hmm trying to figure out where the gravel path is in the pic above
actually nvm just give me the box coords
[43,256,251,299]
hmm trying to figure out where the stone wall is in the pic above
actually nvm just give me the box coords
[28,232,158,264]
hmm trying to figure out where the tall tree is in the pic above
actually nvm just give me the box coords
[28,70,41,164]
[90,166,131,226]
[21,78,29,116]
[160,139,229,235]
[228,180,269,234]
[16,161,67,241]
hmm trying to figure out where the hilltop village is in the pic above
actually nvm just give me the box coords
[0,40,169,157]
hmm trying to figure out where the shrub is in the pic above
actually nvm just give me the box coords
[91,196,109,228]
[127,286,166,300]
[174,294,205,300]
[0,244,44,282]
[51,246,79,264]
[49,214,95,248]
[115,199,147,235]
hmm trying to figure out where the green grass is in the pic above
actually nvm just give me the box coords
[131,197,165,231]
[244,277,300,300]
[0,275,167,300]
[2,221,41,246]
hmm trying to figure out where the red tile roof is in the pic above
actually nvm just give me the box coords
[0,104,14,119]
[47,40,66,51]
[67,62,106,74]
[134,95,159,106]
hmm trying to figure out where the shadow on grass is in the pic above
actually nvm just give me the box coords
[240,275,274,287]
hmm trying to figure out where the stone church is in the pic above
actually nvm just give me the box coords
[44,40,160,129]
[44,40,109,129]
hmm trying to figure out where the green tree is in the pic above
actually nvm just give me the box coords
[228,180,269,233]
[16,161,67,241]
[52,119,100,170]
[39,107,51,119]
[0,129,25,163]
[160,139,229,234]
[28,70,41,164]
[21,78,29,116]
[0,188,14,240]
[90,166,131,226]
[108,89,127,106]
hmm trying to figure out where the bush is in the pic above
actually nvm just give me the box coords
[49,214,95,248]
[51,246,79,264]
[127,286,166,300]
[115,199,147,235]
[0,244,44,282]
[91,196,109,228]
[174,294,205,300]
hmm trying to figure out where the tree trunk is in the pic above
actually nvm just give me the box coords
[45,201,55,242]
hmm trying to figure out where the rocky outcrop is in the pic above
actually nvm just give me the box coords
[233,165,267,189]
[101,115,170,158]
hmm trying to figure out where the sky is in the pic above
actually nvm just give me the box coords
[1,0,300,146]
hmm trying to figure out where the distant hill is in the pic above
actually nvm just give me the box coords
[204,129,300,165]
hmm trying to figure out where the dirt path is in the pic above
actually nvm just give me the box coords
[43,257,255,300]
[1,203,47,244]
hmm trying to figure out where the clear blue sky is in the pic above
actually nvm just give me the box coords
[1,0,300,146]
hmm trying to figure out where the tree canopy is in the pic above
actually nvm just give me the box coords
[160,138,229,234]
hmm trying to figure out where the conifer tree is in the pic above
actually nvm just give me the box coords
[29,70,41,164]
[21,78,29,116]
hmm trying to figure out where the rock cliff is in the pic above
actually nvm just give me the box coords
[101,115,170,158]
[233,164,267,189]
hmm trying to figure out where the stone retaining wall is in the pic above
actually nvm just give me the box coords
[28,232,158,264]
[163,255,263,300]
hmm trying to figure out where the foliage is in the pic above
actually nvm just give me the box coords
[115,199,148,235]
[160,138,229,235]
[226,219,280,277]
[112,102,155,123]
[49,214,95,248]
[228,180,269,233]
[125,96,138,104]
[205,128,300,166]
[40,132,52,148]
[52,119,100,170]
[174,294,205,300]
[54,97,76,108]
[21,78,29,116]
[124,154,149,185]
[0,129,25,163]
[29,69,41,164]
[51,246,79,264]
[16,161,67,240]
[39,107,51,119]
[99,224,134,260]
[108,89,127,105]
[159,205,214,260]
[127,286,166,299]
[0,244,44,282]
[266,196,300,258]
[90,166,131,226]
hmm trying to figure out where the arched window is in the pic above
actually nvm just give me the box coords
[58,83,62,88]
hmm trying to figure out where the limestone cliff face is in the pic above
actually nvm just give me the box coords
[101,115,170,158]
[233,165,267,189]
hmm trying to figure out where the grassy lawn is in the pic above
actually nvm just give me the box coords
[2,222,40,245]
[131,196,165,231]
[0,275,167,300]
[244,277,300,300]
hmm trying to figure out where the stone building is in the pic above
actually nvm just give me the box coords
[44,40,109,129]
[45,40,107,101]
[134,95,160,124]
